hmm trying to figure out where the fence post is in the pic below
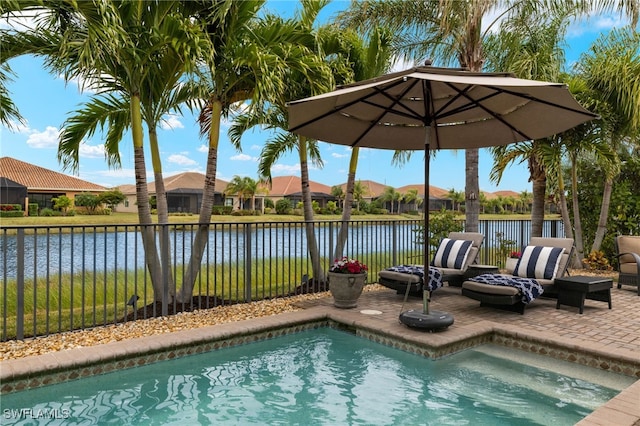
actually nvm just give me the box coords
[160,224,169,317]
[392,221,397,266]
[16,229,24,340]
[244,223,252,303]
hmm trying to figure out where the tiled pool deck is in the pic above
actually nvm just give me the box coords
[1,283,639,425]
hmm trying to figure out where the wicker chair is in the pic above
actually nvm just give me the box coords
[615,235,640,296]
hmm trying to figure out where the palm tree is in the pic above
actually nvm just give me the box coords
[338,0,639,236]
[227,1,337,285]
[447,188,464,212]
[178,1,334,300]
[352,180,368,212]
[225,175,248,210]
[380,186,401,214]
[404,188,420,212]
[330,185,345,209]
[1,1,204,302]
[572,28,640,252]
[331,26,395,259]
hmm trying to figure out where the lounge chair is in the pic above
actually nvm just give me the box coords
[461,237,574,314]
[615,235,640,295]
[378,231,484,296]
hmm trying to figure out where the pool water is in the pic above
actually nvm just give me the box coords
[2,328,634,425]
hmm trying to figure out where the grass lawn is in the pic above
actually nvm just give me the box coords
[0,211,552,227]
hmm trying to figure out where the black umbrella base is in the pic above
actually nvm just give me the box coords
[399,309,454,331]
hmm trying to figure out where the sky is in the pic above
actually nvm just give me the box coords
[0,1,633,194]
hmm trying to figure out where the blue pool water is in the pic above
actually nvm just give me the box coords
[1,328,633,425]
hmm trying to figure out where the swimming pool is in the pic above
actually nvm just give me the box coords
[1,327,634,425]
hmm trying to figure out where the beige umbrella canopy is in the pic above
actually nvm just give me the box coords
[288,65,597,150]
[287,65,596,317]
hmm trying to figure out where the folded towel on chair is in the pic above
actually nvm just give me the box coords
[469,273,543,304]
[383,265,444,292]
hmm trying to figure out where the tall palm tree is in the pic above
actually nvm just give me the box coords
[338,0,639,236]
[573,28,640,252]
[331,26,395,259]
[178,0,334,300]
[1,1,203,301]
[226,1,338,285]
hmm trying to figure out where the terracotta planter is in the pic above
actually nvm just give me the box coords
[328,272,367,308]
[505,257,519,274]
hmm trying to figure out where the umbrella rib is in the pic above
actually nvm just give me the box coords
[350,80,422,146]
[441,82,533,140]
[288,78,418,134]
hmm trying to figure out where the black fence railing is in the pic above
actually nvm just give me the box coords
[0,218,563,341]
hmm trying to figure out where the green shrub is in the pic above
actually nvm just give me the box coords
[0,210,24,217]
[28,203,39,216]
[275,199,292,214]
[40,208,57,216]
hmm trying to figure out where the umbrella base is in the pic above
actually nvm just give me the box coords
[399,309,454,331]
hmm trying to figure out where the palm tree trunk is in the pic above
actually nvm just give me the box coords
[334,148,359,259]
[131,96,163,301]
[570,157,585,267]
[299,136,325,285]
[465,149,480,232]
[178,100,222,302]
[149,127,175,296]
[529,154,546,238]
[591,178,613,252]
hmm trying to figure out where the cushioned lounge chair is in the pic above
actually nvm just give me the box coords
[378,231,484,296]
[461,237,574,314]
[615,235,640,295]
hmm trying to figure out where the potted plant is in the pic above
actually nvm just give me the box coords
[506,251,521,274]
[328,256,368,308]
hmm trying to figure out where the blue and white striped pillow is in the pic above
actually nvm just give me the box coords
[513,245,565,280]
[431,238,473,269]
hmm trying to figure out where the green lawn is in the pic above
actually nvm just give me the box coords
[0,211,550,227]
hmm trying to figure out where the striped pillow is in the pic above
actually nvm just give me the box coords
[513,246,565,280]
[431,238,473,269]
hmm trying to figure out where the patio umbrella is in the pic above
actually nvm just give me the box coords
[287,65,597,317]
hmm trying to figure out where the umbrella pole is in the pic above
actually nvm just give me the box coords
[423,132,431,315]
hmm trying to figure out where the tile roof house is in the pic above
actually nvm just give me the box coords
[116,172,229,214]
[0,157,107,211]
[258,175,335,208]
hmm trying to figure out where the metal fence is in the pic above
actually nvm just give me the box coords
[0,218,563,341]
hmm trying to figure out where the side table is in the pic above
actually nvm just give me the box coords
[464,264,499,280]
[554,275,613,314]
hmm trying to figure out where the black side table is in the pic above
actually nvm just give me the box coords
[464,264,499,280]
[554,275,613,314]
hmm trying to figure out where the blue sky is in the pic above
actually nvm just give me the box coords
[0,2,632,193]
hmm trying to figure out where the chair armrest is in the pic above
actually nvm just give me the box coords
[616,252,640,268]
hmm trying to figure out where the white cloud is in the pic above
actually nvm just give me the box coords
[230,153,257,161]
[160,114,184,130]
[167,154,197,166]
[26,126,60,149]
[95,168,136,178]
[250,144,262,151]
[79,144,105,158]
[197,144,208,153]
[331,152,349,158]
[271,163,301,174]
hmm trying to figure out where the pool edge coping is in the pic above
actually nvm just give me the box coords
[1,305,639,424]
